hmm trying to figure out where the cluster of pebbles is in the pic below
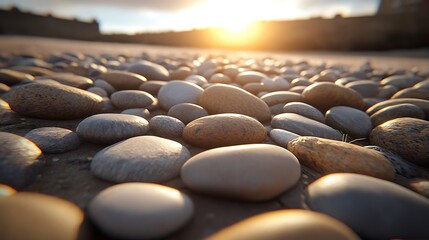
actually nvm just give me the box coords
[0,50,429,240]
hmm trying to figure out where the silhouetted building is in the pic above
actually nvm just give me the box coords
[377,0,429,14]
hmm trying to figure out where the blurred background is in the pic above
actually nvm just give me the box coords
[0,0,428,51]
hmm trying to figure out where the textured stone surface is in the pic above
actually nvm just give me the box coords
[24,127,80,153]
[181,144,301,201]
[283,102,325,123]
[91,136,190,182]
[306,173,429,239]
[370,118,429,167]
[325,106,372,138]
[288,137,395,180]
[149,115,185,138]
[110,90,156,109]
[183,113,267,148]
[158,80,204,110]
[99,70,147,90]
[370,103,425,126]
[167,103,208,124]
[128,60,170,81]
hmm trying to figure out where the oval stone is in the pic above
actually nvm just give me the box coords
[391,87,429,100]
[181,144,301,201]
[260,91,305,107]
[149,115,185,139]
[127,60,170,81]
[370,103,425,126]
[91,136,190,183]
[111,90,156,109]
[99,71,147,90]
[88,183,194,239]
[121,108,150,118]
[270,128,301,148]
[380,75,423,90]
[306,173,429,239]
[325,106,372,138]
[139,80,167,95]
[94,79,116,95]
[167,103,208,124]
[37,72,93,89]
[158,80,203,110]
[283,102,325,123]
[183,113,267,148]
[0,69,34,86]
[24,127,80,154]
[345,80,380,98]
[235,71,267,85]
[288,137,395,181]
[366,98,429,118]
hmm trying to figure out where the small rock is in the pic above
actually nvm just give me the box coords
[261,91,305,107]
[209,73,232,84]
[269,128,301,147]
[380,75,423,90]
[149,115,185,138]
[158,80,203,110]
[366,98,429,118]
[370,103,425,126]
[283,102,325,123]
[121,108,150,118]
[408,179,429,198]
[377,84,398,99]
[24,127,80,153]
[167,103,208,124]
[111,90,156,110]
[128,60,170,81]
[139,80,167,95]
[345,80,380,98]
[99,70,147,90]
[37,72,93,89]
[235,71,267,85]
[86,86,108,97]
[391,87,429,100]
[94,79,116,95]
[0,69,34,86]
[325,106,372,138]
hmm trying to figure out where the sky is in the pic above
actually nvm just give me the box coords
[0,0,381,34]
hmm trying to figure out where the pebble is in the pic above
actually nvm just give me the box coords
[158,80,204,110]
[91,136,190,182]
[377,84,398,99]
[139,80,167,95]
[370,117,429,167]
[283,102,325,123]
[208,210,360,240]
[290,77,312,87]
[408,179,429,198]
[9,81,103,120]
[366,98,429,118]
[37,72,93,89]
[76,113,149,144]
[370,103,425,126]
[345,80,380,98]
[181,144,301,201]
[0,192,84,240]
[235,71,267,85]
[86,86,108,97]
[127,60,170,81]
[99,70,147,90]
[272,113,342,140]
[391,87,429,100]
[167,103,208,124]
[198,84,271,122]
[0,184,16,197]
[260,91,305,107]
[0,82,10,94]
[303,82,365,113]
[110,90,156,109]
[0,98,10,111]
[88,183,194,239]
[11,66,53,76]
[0,69,34,86]
[269,128,301,147]
[24,127,80,153]
[325,106,372,138]
[94,79,116,95]
[120,108,150,118]
[149,115,185,139]
[288,137,395,180]
[185,75,208,86]
[380,75,423,89]
[183,113,267,148]
[306,173,429,239]
[0,132,43,189]
[209,73,232,84]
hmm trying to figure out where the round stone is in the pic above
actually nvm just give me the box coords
[208,210,360,240]
[9,82,103,120]
[366,98,429,118]
[111,90,156,110]
[380,75,423,90]
[181,144,301,201]
[183,113,267,148]
[149,115,185,139]
[158,80,203,110]
[88,183,194,239]
[370,103,425,126]
[94,79,116,95]
[167,103,208,124]
[303,82,365,113]
[86,86,108,97]
[260,91,305,107]
[0,132,43,189]
[0,192,84,240]
[121,108,150,118]
[37,72,93,89]
[76,113,149,144]
[272,113,341,140]
[139,80,167,95]
[370,118,429,167]
[99,70,147,90]
[325,106,372,138]
[288,136,395,181]
[283,102,325,123]
[24,127,80,154]
[127,60,170,81]
[0,69,34,86]
[235,71,267,85]
[91,136,190,183]
[198,84,271,123]
[306,173,429,239]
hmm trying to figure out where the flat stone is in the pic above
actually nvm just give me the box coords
[91,136,189,183]
[86,86,108,97]
[76,113,149,144]
[181,144,301,201]
[99,70,147,90]
[88,183,194,239]
[198,84,271,123]
[260,91,305,107]
[94,79,116,95]
[149,115,185,139]
[158,80,203,110]
[9,82,103,120]
[306,173,429,239]
[391,87,429,100]
[366,98,429,118]
[272,113,341,140]
[139,80,167,95]
[377,84,398,99]
[370,118,429,167]
[269,128,301,147]
[120,108,150,118]
[37,72,93,89]
[0,69,34,86]
[303,82,365,113]
[380,75,423,90]
[0,132,43,189]
[234,71,267,85]
[24,127,80,154]
[127,60,170,81]
[183,113,267,148]
[167,103,208,124]
[325,106,372,138]
[345,80,380,98]
[288,136,395,181]
[283,102,325,123]
[370,103,425,126]
[111,90,156,109]
[209,73,232,84]
[208,210,360,240]
[11,66,53,76]
[0,192,84,240]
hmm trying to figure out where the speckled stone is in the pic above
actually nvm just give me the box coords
[325,106,372,138]
[91,136,190,183]
[208,210,360,240]
[167,103,208,124]
[0,69,34,86]
[283,102,325,123]
[149,115,185,139]
[128,60,170,81]
[88,183,194,239]
[181,144,301,201]
[306,173,429,239]
[370,103,425,126]
[9,82,103,120]
[183,113,267,148]
[121,108,150,118]
[288,137,395,181]
[24,127,80,153]
[370,118,429,167]
[99,70,147,90]
[269,129,301,148]
[111,90,156,110]
[158,80,204,110]
[0,132,43,189]
[0,192,84,240]
[76,113,149,144]
[37,72,93,89]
